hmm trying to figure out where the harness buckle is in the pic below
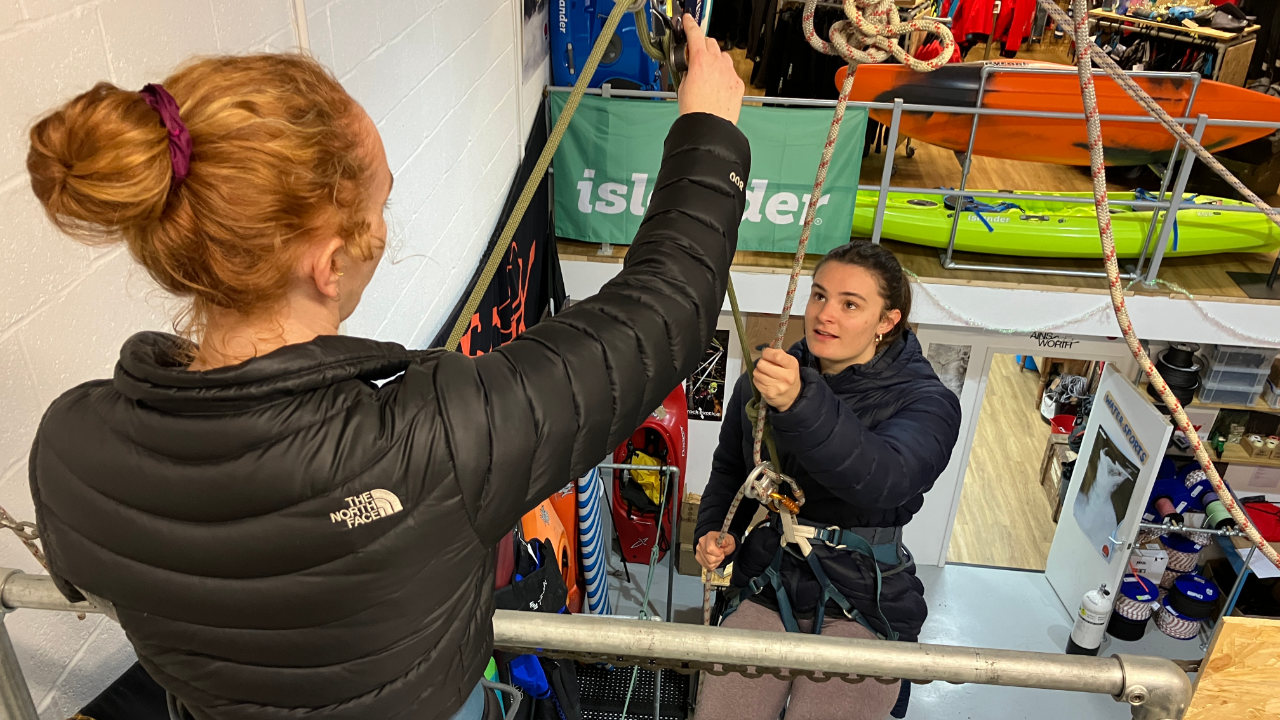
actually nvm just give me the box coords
[810,526,844,547]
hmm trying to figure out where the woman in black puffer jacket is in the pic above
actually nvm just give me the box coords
[26,17,747,720]
[693,241,962,720]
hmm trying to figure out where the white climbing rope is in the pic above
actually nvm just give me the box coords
[1059,0,1280,572]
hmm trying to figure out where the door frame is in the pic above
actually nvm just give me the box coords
[913,325,1141,567]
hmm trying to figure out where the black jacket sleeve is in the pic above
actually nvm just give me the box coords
[768,367,961,510]
[694,374,758,560]
[438,113,751,542]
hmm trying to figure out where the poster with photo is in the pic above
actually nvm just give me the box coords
[686,330,729,421]
[1046,367,1171,615]
[521,0,549,83]
[1072,425,1140,559]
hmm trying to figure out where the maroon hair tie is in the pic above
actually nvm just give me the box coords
[139,83,192,187]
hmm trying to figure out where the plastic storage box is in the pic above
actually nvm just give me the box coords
[1201,355,1273,390]
[1263,380,1280,409]
[1203,344,1277,372]
[1197,344,1279,406]
[1199,383,1264,406]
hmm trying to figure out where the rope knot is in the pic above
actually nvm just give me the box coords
[801,0,955,71]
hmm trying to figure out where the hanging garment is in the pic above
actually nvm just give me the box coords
[748,0,781,86]
[1031,0,1048,42]
[945,0,996,44]
[763,6,849,99]
[992,0,1037,54]
[947,0,1037,54]
[708,0,752,48]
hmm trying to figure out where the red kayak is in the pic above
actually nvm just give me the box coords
[611,385,688,564]
[836,61,1280,166]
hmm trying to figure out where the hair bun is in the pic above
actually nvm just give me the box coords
[27,82,176,241]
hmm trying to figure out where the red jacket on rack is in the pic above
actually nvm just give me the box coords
[945,0,1037,53]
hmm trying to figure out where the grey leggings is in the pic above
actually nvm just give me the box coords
[693,600,901,720]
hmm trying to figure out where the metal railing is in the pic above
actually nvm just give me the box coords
[0,569,1194,720]
[596,460,680,621]
[550,67,1280,284]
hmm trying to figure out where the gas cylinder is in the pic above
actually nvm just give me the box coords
[1066,584,1114,655]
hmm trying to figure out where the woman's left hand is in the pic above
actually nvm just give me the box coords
[753,348,801,412]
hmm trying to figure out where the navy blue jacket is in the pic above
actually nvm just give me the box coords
[695,329,961,640]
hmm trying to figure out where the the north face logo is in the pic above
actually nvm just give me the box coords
[330,489,403,528]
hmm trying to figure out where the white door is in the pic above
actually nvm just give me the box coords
[1044,366,1172,612]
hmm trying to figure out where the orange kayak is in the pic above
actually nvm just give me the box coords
[836,61,1280,166]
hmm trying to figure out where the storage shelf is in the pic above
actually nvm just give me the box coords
[1215,442,1280,469]
[1143,382,1280,414]
[1192,396,1280,413]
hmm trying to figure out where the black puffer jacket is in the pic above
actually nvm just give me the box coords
[30,113,750,720]
[696,330,961,641]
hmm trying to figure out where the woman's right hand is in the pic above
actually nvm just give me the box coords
[695,530,737,571]
[676,15,744,125]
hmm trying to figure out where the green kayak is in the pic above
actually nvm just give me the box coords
[850,189,1280,258]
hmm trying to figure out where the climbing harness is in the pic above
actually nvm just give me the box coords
[724,512,904,641]
[7,0,1280,668]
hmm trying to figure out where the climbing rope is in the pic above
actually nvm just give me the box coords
[1045,0,1280,230]
[443,0,641,351]
[802,0,955,70]
[701,0,956,625]
[1055,0,1280,572]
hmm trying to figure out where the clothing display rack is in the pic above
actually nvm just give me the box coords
[1089,9,1260,85]
[945,0,1041,58]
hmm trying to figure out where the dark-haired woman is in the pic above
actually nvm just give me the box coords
[693,241,962,720]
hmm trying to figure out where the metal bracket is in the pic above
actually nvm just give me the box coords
[1114,653,1194,720]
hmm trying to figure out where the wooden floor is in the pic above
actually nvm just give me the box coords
[947,354,1058,570]
[564,46,1279,305]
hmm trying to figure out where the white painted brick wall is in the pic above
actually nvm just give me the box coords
[0,2,302,716]
[331,0,538,346]
[2,0,548,715]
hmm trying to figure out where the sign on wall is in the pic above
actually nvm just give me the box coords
[1045,366,1172,614]
[549,92,866,253]
[686,330,729,421]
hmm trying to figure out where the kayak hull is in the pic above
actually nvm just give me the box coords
[611,385,688,564]
[851,189,1280,258]
[837,61,1280,166]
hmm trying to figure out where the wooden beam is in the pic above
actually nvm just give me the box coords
[1185,615,1280,719]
